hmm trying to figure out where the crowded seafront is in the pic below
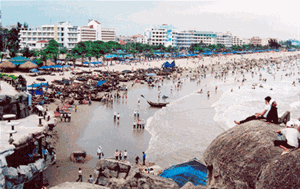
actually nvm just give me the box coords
[1,50,300,188]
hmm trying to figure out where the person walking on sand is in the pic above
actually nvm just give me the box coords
[142,152,146,165]
[97,146,103,159]
[115,150,119,160]
[75,105,77,112]
[76,168,83,182]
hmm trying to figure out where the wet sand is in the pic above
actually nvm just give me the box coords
[44,82,162,187]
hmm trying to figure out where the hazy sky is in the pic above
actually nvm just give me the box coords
[2,1,300,40]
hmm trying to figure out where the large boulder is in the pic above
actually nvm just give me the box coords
[203,120,291,189]
[255,151,300,189]
[94,159,179,189]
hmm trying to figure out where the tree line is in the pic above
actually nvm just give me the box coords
[0,22,295,65]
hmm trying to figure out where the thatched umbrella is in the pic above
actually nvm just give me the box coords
[19,61,38,70]
[0,61,17,69]
[43,60,55,66]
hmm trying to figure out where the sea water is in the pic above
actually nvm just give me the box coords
[146,59,300,168]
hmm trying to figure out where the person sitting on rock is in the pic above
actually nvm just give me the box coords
[274,122,300,155]
[234,96,272,125]
[266,100,278,124]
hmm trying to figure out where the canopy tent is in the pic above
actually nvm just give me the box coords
[10,56,30,65]
[0,61,17,69]
[159,158,207,187]
[30,68,39,73]
[53,65,62,69]
[19,61,38,69]
[39,66,49,69]
[162,61,175,68]
[97,80,107,87]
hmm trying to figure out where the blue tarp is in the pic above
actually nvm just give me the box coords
[162,61,175,68]
[97,80,107,87]
[53,65,62,68]
[29,89,43,95]
[159,158,207,187]
[39,66,48,69]
[28,83,48,88]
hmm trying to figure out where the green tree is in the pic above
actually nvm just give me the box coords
[21,47,34,58]
[43,39,61,63]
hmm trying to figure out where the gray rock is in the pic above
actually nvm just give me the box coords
[3,167,18,181]
[94,159,179,189]
[34,159,45,172]
[17,165,32,181]
[181,182,196,189]
[203,120,289,189]
[255,151,300,189]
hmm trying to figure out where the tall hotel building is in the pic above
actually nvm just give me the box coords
[146,24,217,48]
[19,21,78,50]
[78,19,101,42]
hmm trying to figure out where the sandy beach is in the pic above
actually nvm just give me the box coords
[4,50,299,187]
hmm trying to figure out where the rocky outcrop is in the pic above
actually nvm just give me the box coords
[94,159,179,189]
[0,93,29,120]
[0,116,57,189]
[203,120,300,189]
[255,151,300,189]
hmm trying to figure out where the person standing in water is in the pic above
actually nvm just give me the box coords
[97,146,103,159]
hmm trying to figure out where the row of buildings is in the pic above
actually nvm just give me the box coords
[6,20,279,50]
[18,19,116,50]
[119,24,275,49]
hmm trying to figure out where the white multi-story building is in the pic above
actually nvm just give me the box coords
[19,21,78,50]
[78,19,101,42]
[131,34,148,44]
[217,31,233,48]
[147,25,219,48]
[101,28,116,42]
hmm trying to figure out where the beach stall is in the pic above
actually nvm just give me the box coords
[159,158,207,187]
[0,61,17,72]
[19,61,38,72]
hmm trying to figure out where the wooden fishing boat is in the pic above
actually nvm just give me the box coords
[91,97,103,102]
[147,100,169,108]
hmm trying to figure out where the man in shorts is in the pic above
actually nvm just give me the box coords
[274,123,300,155]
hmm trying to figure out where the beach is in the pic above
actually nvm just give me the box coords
[5,50,300,187]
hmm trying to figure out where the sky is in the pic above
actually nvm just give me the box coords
[1,0,300,40]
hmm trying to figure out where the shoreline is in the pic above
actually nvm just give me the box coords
[11,51,300,187]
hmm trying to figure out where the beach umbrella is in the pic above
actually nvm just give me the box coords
[30,68,39,73]
[63,65,71,68]
[19,61,38,69]
[39,66,48,69]
[53,65,62,69]
[0,61,17,69]
[43,60,55,66]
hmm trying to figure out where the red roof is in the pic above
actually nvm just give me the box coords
[89,19,101,25]
[119,39,126,45]
[37,40,49,43]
